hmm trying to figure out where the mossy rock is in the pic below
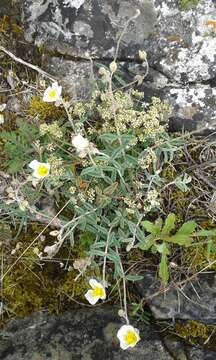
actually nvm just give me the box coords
[1,225,96,325]
[175,320,216,349]
[28,96,66,123]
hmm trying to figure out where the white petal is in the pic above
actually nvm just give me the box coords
[0,114,4,124]
[89,279,100,289]
[72,134,89,151]
[117,325,129,340]
[32,169,43,179]
[119,341,130,350]
[100,290,106,300]
[43,86,52,102]
[0,103,6,112]
[84,290,99,305]
[29,160,39,170]
[53,82,62,97]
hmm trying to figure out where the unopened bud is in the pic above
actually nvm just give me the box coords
[98,67,107,76]
[109,61,117,73]
[139,50,147,61]
[49,230,60,237]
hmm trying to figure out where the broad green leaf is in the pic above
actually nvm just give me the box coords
[155,242,170,255]
[162,213,176,234]
[177,221,197,235]
[138,234,155,251]
[142,220,159,234]
[159,254,169,285]
[164,234,192,246]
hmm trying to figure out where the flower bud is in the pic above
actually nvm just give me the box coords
[139,50,147,61]
[109,61,117,73]
[98,67,107,76]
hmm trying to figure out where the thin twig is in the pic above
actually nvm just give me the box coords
[0,46,56,81]
[115,246,129,324]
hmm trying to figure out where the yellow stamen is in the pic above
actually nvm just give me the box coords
[37,164,49,177]
[48,89,57,98]
[92,286,105,297]
[124,330,138,345]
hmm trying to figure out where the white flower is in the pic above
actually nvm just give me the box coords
[0,103,6,124]
[72,134,90,151]
[117,324,140,350]
[43,82,62,103]
[84,279,106,305]
[72,134,99,158]
[0,104,6,112]
[29,160,50,179]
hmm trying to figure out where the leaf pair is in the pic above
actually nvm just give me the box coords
[139,213,198,284]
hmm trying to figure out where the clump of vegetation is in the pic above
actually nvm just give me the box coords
[0,7,216,351]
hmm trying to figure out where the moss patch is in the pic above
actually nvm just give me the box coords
[175,320,216,349]
[28,96,66,123]
[0,225,96,326]
[179,0,199,10]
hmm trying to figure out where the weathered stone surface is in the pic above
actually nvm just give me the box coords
[136,272,216,324]
[0,307,173,360]
[23,0,216,83]
[141,69,216,131]
[44,57,93,99]
[187,347,216,360]
[22,0,216,129]
[23,0,157,59]
[164,337,216,360]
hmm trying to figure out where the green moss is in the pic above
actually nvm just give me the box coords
[28,96,66,123]
[179,0,199,10]
[175,320,216,348]
[1,225,95,325]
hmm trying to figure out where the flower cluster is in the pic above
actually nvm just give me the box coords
[144,189,161,212]
[40,122,63,139]
[138,148,157,169]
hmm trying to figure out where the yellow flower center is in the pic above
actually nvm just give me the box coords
[37,164,49,177]
[48,89,57,98]
[124,330,138,345]
[92,286,105,297]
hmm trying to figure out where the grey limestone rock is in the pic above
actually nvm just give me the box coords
[136,272,216,324]
[22,0,216,129]
[0,307,173,360]
[23,0,216,83]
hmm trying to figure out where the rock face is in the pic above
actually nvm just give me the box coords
[136,272,216,324]
[22,0,216,129]
[0,307,174,360]
[1,306,216,360]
